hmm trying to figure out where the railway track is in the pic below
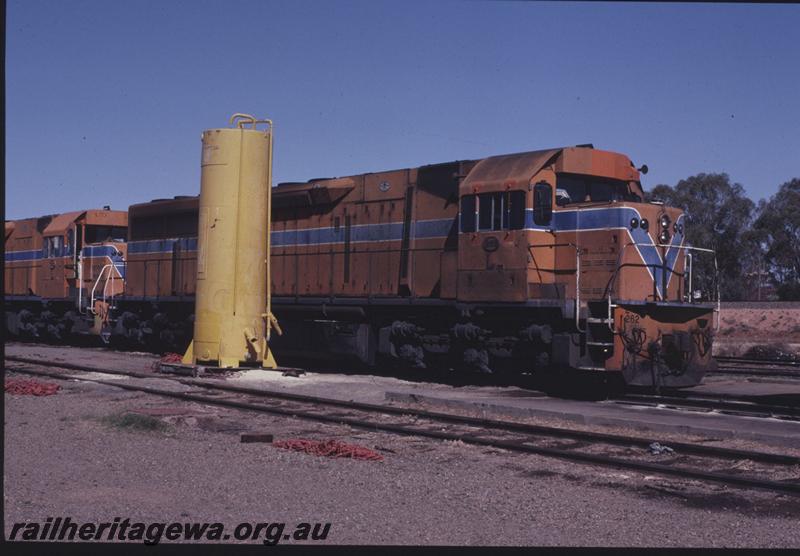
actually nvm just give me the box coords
[612,392,800,421]
[713,355,800,379]
[5,355,800,496]
[716,355,800,367]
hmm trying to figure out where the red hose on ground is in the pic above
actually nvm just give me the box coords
[161,353,184,364]
[151,352,184,370]
[273,439,384,462]
[5,378,61,396]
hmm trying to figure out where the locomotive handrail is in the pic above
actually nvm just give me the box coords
[89,265,112,314]
[102,261,125,303]
[89,258,125,315]
[77,252,84,313]
[607,242,721,331]
[527,242,583,333]
[606,242,717,298]
[524,241,721,335]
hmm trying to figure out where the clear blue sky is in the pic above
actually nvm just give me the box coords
[6,0,800,219]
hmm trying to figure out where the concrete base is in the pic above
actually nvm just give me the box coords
[157,361,299,377]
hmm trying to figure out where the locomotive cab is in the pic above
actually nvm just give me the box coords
[40,211,127,299]
[455,146,718,386]
[42,210,128,338]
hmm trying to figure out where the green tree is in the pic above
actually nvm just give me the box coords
[753,178,800,300]
[646,174,758,301]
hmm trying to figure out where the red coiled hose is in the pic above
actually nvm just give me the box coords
[5,378,60,396]
[272,439,384,462]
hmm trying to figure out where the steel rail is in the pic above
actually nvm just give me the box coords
[713,367,800,378]
[613,393,800,420]
[716,355,799,367]
[6,355,799,465]
[6,360,800,495]
[627,386,798,404]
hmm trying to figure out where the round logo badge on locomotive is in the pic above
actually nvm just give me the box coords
[378,181,391,192]
[482,236,500,252]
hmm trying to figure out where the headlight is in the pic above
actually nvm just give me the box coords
[659,230,671,244]
[660,214,671,229]
[640,218,649,231]
[678,223,684,234]
[630,218,639,229]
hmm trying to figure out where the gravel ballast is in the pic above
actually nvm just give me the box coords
[4,371,800,547]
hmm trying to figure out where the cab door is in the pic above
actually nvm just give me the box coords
[527,181,559,298]
[64,227,79,297]
[456,189,528,302]
[39,236,67,298]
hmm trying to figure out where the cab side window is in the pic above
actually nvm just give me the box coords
[509,190,526,230]
[533,182,553,226]
[42,237,56,259]
[460,195,477,232]
[66,229,74,256]
[460,191,527,232]
[478,193,500,231]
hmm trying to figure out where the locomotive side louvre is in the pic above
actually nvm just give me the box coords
[119,164,468,305]
[266,162,471,366]
[270,164,465,301]
[125,197,198,299]
[117,197,199,349]
[5,216,51,298]
[410,162,466,299]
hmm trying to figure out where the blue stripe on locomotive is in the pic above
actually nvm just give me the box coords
[127,237,197,254]
[521,207,685,298]
[4,244,127,279]
[59,206,685,300]
[4,249,44,262]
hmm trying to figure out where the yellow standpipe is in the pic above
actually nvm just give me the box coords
[183,114,279,368]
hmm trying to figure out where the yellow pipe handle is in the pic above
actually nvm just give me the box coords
[229,113,273,131]
[262,312,283,336]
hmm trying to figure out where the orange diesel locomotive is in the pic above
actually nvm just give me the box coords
[4,209,128,341]
[107,145,716,387]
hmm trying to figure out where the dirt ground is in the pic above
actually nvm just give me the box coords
[716,303,800,357]
[4,368,800,547]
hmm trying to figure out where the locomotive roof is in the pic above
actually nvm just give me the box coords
[460,148,563,191]
[272,178,354,208]
[125,145,640,213]
[43,211,86,235]
[43,209,128,236]
[274,145,627,191]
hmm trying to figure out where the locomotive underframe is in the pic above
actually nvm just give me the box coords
[6,291,716,388]
[268,295,717,387]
